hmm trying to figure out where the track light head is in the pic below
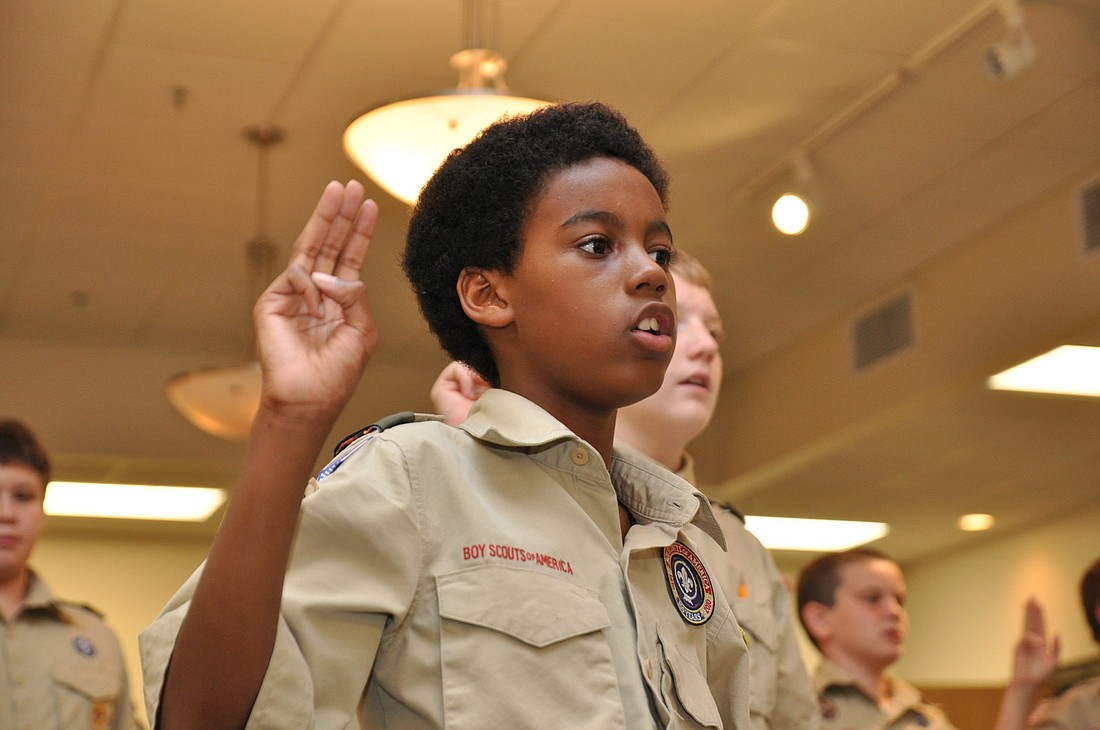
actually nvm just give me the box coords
[985,0,1036,80]
[771,154,815,236]
[984,28,1036,79]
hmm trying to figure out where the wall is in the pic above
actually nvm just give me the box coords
[896,499,1100,685]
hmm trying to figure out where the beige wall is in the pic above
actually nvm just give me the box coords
[33,529,213,728]
[896,499,1100,685]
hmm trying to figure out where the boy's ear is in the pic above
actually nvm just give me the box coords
[457,267,513,329]
[801,601,832,645]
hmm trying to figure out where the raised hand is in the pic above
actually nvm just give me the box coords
[1011,596,1060,689]
[255,180,380,422]
[430,361,492,425]
[160,182,382,730]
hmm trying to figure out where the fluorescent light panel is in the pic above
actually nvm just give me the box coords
[45,482,227,522]
[744,515,889,552]
[988,345,1100,397]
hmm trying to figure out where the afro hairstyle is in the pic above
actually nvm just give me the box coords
[403,101,670,387]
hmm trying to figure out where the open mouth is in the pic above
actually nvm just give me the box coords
[632,305,674,337]
[635,316,663,335]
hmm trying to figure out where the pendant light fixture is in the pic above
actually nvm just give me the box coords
[342,0,550,205]
[165,125,283,441]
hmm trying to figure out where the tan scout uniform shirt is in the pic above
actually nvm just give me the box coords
[0,571,139,730]
[1029,675,1100,729]
[813,659,957,730]
[621,450,818,730]
[141,389,751,730]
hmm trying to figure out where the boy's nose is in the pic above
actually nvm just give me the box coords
[631,253,669,294]
[683,320,719,360]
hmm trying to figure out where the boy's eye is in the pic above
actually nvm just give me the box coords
[15,491,36,502]
[579,237,611,255]
[650,248,672,268]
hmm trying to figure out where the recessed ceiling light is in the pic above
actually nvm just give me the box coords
[44,482,227,522]
[744,516,889,551]
[988,345,1100,397]
[958,513,995,531]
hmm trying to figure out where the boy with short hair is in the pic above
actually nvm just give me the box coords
[0,419,139,730]
[616,250,820,730]
[796,548,959,729]
[797,548,1060,730]
[141,102,750,730]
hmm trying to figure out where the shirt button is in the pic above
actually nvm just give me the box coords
[570,448,589,465]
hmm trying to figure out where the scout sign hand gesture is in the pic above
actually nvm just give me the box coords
[254,180,380,421]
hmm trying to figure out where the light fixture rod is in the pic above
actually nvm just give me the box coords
[742,0,1002,197]
[242,125,284,354]
[244,125,284,236]
[462,0,500,51]
[994,0,1026,30]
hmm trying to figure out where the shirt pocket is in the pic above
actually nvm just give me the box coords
[437,564,626,730]
[733,600,779,717]
[655,626,724,729]
[52,659,121,729]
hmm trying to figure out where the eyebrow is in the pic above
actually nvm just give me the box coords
[559,209,673,240]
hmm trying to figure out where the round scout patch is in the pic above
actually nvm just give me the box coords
[73,635,97,657]
[662,542,715,625]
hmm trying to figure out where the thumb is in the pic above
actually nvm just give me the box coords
[311,272,366,306]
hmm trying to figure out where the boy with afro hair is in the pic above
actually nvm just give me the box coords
[141,102,751,730]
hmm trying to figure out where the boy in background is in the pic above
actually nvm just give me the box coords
[0,419,140,730]
[797,547,1061,730]
[797,547,958,729]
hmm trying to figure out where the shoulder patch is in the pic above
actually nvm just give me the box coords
[318,412,429,483]
[708,498,745,523]
[332,411,418,456]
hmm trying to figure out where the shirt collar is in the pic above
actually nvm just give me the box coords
[460,388,578,448]
[815,659,923,712]
[17,569,65,620]
[460,390,725,546]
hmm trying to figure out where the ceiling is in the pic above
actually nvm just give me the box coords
[3,0,1099,568]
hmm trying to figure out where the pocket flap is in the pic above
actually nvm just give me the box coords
[438,564,610,648]
[52,658,118,700]
[734,602,779,652]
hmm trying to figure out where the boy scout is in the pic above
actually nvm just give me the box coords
[615,251,819,730]
[0,419,140,730]
[141,102,750,729]
[796,548,959,730]
[432,249,820,730]
[797,549,1067,730]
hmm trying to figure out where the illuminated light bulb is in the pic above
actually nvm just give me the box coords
[772,192,810,235]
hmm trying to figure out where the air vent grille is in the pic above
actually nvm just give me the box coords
[852,292,913,371]
[1081,176,1100,255]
